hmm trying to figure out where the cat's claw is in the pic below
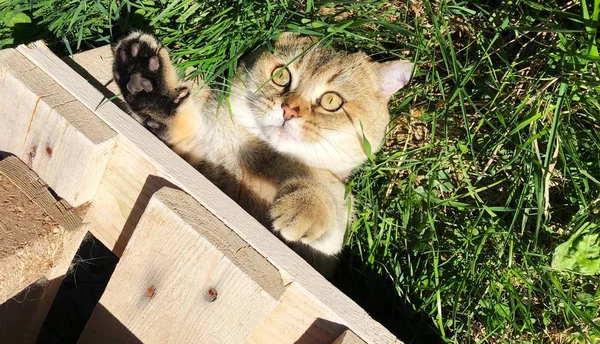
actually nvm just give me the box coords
[174,87,189,103]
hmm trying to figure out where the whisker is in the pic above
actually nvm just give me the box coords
[316,126,357,137]
[304,125,354,159]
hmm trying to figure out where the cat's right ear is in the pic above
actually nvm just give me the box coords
[376,60,414,98]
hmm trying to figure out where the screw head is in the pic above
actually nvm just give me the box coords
[146,285,156,298]
[205,287,218,302]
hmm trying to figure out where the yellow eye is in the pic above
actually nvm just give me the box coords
[271,66,291,87]
[320,92,344,111]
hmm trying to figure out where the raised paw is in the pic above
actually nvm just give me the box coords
[270,184,335,245]
[113,32,190,121]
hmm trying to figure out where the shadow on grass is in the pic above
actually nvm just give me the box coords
[332,251,443,344]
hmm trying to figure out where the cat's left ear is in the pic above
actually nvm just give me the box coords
[376,60,414,98]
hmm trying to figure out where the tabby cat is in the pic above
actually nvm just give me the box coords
[112,32,413,275]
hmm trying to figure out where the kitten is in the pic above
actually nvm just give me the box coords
[112,32,413,275]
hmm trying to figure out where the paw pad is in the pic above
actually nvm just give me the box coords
[127,72,153,94]
[131,43,140,57]
[113,32,190,119]
[148,56,160,71]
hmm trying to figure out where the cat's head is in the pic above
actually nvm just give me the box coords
[231,33,413,176]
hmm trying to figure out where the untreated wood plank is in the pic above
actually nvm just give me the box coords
[0,155,88,342]
[0,155,83,302]
[0,48,117,207]
[333,330,367,344]
[247,284,347,343]
[0,156,81,232]
[18,42,401,343]
[65,45,119,95]
[81,139,163,256]
[80,187,284,344]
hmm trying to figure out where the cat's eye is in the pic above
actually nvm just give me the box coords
[319,92,344,111]
[271,66,291,87]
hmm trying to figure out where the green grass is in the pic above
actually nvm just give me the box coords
[2,0,599,342]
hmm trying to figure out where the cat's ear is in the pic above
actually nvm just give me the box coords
[376,60,414,98]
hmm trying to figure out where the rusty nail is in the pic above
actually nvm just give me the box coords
[205,287,217,302]
[146,285,156,298]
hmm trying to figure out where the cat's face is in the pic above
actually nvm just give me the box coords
[231,33,413,176]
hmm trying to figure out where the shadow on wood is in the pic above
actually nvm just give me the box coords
[114,175,180,257]
[295,318,347,344]
[62,55,129,113]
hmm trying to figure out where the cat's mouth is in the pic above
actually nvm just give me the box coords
[272,121,299,143]
[255,105,305,147]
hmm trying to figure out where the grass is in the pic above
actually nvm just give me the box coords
[2,0,599,342]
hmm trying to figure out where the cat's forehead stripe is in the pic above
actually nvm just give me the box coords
[327,69,344,84]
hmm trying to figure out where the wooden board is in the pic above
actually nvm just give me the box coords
[0,155,88,342]
[80,187,284,343]
[333,330,368,344]
[0,48,117,207]
[16,42,400,343]
[64,45,119,95]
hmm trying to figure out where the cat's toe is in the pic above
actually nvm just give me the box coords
[270,195,332,244]
[148,56,160,71]
[272,210,312,242]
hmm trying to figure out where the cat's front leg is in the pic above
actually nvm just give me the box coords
[113,32,207,162]
[270,179,349,256]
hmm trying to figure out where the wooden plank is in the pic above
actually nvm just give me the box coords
[65,45,119,95]
[0,155,88,342]
[80,187,284,344]
[17,225,89,343]
[17,42,400,344]
[247,284,347,343]
[81,138,162,255]
[0,155,83,302]
[0,48,117,207]
[333,330,368,344]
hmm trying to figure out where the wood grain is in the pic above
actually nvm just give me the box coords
[82,138,162,255]
[80,188,283,344]
[0,48,117,207]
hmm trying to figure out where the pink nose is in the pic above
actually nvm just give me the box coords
[282,104,300,120]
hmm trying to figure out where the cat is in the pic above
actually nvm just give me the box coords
[112,32,413,276]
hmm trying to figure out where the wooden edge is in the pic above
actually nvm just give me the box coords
[81,187,281,343]
[16,41,400,344]
[333,330,368,344]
